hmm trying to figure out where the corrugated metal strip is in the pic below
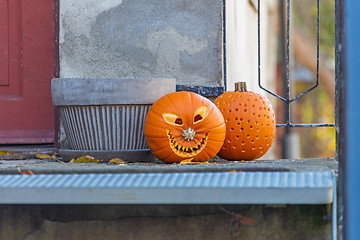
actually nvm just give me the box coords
[60,105,150,150]
[0,171,334,204]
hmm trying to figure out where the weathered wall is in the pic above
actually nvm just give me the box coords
[59,0,223,87]
[0,205,331,240]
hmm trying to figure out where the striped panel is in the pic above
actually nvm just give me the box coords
[60,105,150,150]
[0,171,334,204]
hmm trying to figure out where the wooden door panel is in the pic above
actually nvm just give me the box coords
[0,0,55,144]
[0,0,9,86]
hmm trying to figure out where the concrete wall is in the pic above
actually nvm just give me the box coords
[59,0,279,91]
[0,204,331,240]
[59,0,223,87]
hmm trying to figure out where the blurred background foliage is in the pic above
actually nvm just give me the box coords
[278,0,335,159]
[293,0,335,60]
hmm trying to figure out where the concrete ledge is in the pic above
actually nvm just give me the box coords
[0,158,338,175]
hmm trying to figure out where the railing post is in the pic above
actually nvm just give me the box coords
[344,0,360,239]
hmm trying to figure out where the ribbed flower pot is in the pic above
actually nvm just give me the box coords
[51,78,176,162]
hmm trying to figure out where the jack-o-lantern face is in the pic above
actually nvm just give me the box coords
[144,91,226,163]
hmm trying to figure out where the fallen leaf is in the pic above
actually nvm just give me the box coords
[234,214,256,226]
[35,154,56,159]
[180,158,210,164]
[71,155,101,163]
[109,158,127,164]
[195,161,210,164]
[0,150,14,155]
[17,167,34,175]
[180,158,194,164]
[69,158,75,163]
[21,170,35,175]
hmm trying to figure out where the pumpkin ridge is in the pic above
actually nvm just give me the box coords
[165,93,186,121]
[152,148,174,162]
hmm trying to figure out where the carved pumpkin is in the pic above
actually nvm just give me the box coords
[144,91,226,163]
[214,82,276,160]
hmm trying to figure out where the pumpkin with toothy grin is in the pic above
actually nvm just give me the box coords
[167,129,208,158]
[144,91,226,163]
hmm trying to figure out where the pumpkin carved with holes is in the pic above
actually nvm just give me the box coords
[214,82,276,160]
[144,91,226,163]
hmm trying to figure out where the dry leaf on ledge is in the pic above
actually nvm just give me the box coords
[35,154,57,159]
[179,158,194,164]
[179,158,210,165]
[21,170,35,175]
[0,150,14,155]
[17,167,34,175]
[109,158,127,164]
[69,155,102,163]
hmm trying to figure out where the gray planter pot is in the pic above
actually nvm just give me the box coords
[51,78,176,162]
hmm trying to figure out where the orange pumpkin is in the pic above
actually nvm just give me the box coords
[214,82,276,160]
[144,91,226,163]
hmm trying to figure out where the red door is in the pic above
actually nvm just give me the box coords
[0,0,55,144]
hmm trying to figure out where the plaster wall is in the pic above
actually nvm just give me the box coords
[59,0,223,87]
[59,0,279,90]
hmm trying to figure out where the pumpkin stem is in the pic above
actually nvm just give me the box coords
[181,127,196,141]
[235,82,247,92]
